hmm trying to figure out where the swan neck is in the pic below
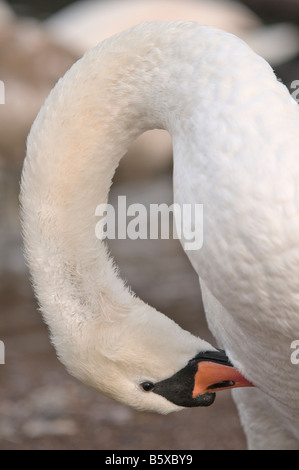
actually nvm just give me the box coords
[21,22,273,328]
[21,24,188,328]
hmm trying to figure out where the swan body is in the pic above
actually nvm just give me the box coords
[21,22,299,449]
[45,0,259,56]
[45,0,299,66]
[44,0,299,182]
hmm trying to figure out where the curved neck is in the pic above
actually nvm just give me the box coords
[21,22,278,332]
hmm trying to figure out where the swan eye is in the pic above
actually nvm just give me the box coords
[140,381,154,392]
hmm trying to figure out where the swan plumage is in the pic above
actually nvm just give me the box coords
[44,0,299,182]
[45,0,299,66]
[21,21,299,449]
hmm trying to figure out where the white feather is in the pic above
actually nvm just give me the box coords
[21,22,299,448]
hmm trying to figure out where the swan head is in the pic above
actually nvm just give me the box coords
[55,302,252,414]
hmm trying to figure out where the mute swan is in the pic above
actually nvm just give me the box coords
[45,0,299,66]
[20,22,299,450]
[45,0,299,181]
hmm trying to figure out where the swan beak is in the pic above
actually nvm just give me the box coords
[192,350,253,397]
[152,349,253,408]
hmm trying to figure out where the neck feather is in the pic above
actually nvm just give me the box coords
[20,21,277,338]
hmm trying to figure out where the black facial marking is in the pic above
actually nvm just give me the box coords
[152,360,216,407]
[189,349,233,367]
[146,349,233,408]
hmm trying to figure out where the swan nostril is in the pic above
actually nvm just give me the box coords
[207,380,235,390]
[140,381,154,392]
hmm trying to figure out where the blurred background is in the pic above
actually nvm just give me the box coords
[1,0,299,450]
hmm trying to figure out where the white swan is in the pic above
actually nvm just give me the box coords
[45,0,299,182]
[20,22,299,450]
[45,0,299,66]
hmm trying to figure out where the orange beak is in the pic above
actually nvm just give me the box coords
[152,349,253,408]
[193,360,253,398]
